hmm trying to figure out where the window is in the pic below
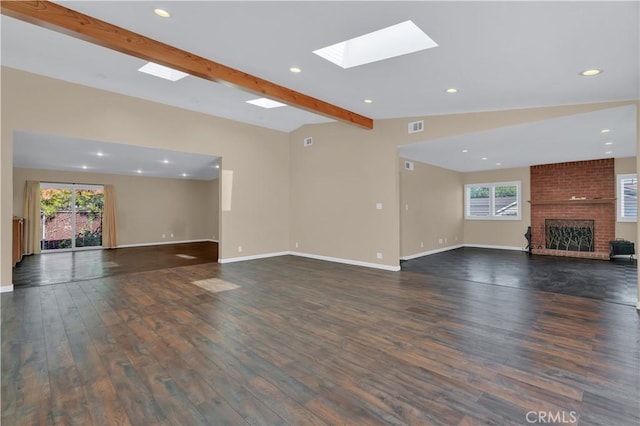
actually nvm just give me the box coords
[40,182,104,250]
[617,173,637,222]
[465,181,521,220]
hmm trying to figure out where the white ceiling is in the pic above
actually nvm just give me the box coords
[399,105,637,172]
[2,1,639,174]
[13,132,220,180]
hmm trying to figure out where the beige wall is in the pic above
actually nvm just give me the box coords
[400,159,463,258]
[13,168,218,246]
[461,157,638,248]
[289,122,401,269]
[615,156,637,243]
[288,102,636,271]
[2,68,289,288]
[462,167,531,249]
[637,107,640,310]
[2,66,637,290]
[207,179,220,241]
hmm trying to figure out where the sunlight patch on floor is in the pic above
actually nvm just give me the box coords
[192,278,240,293]
[176,254,197,259]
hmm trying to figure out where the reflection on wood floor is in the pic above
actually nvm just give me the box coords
[2,251,638,425]
[402,247,638,306]
[12,241,218,287]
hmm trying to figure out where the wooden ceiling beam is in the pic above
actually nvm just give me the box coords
[1,1,374,129]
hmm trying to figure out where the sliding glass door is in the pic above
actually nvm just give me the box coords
[40,183,104,251]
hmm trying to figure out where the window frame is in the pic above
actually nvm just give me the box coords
[464,180,522,221]
[617,173,637,223]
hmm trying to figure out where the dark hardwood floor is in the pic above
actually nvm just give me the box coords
[402,247,638,306]
[11,241,218,287]
[2,248,639,425]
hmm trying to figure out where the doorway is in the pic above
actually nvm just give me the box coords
[40,183,104,251]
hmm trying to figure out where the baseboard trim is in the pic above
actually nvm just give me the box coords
[218,250,401,271]
[218,251,290,264]
[401,244,526,261]
[400,244,464,261]
[464,244,526,252]
[610,254,636,260]
[1,285,14,293]
[117,239,214,249]
[290,251,401,272]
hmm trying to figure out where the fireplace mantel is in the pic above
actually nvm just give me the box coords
[528,198,615,205]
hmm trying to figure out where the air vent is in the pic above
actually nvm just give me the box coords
[404,161,414,171]
[408,120,424,134]
[304,137,313,147]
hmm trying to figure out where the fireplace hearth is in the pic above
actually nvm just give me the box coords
[545,219,594,252]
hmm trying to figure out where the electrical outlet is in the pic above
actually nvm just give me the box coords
[405,204,409,211]
[170,233,174,238]
[376,203,383,210]
[238,246,243,253]
[438,238,443,244]
[420,242,424,248]
[455,235,458,241]
[295,242,299,248]
[444,237,448,243]
[376,252,383,259]
[162,234,166,239]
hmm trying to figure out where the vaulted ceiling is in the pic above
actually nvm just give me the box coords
[2,1,639,172]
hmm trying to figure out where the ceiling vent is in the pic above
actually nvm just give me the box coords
[404,160,414,171]
[408,120,424,134]
[304,137,313,147]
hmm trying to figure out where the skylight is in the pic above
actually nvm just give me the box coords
[245,98,287,109]
[313,20,437,69]
[138,62,189,81]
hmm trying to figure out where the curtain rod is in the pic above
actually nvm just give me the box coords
[38,180,107,186]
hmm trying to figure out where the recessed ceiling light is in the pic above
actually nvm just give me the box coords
[495,162,501,166]
[289,67,302,73]
[445,88,458,94]
[138,62,189,81]
[215,164,220,169]
[580,69,602,76]
[81,165,88,169]
[364,99,373,104]
[604,141,613,146]
[601,129,611,133]
[481,157,488,160]
[181,173,188,177]
[462,149,468,153]
[605,151,613,154]
[246,98,287,109]
[154,8,171,18]
[313,20,437,69]
[96,152,103,157]
[163,159,169,164]
[136,169,142,174]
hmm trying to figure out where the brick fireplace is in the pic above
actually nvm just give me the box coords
[530,159,615,260]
